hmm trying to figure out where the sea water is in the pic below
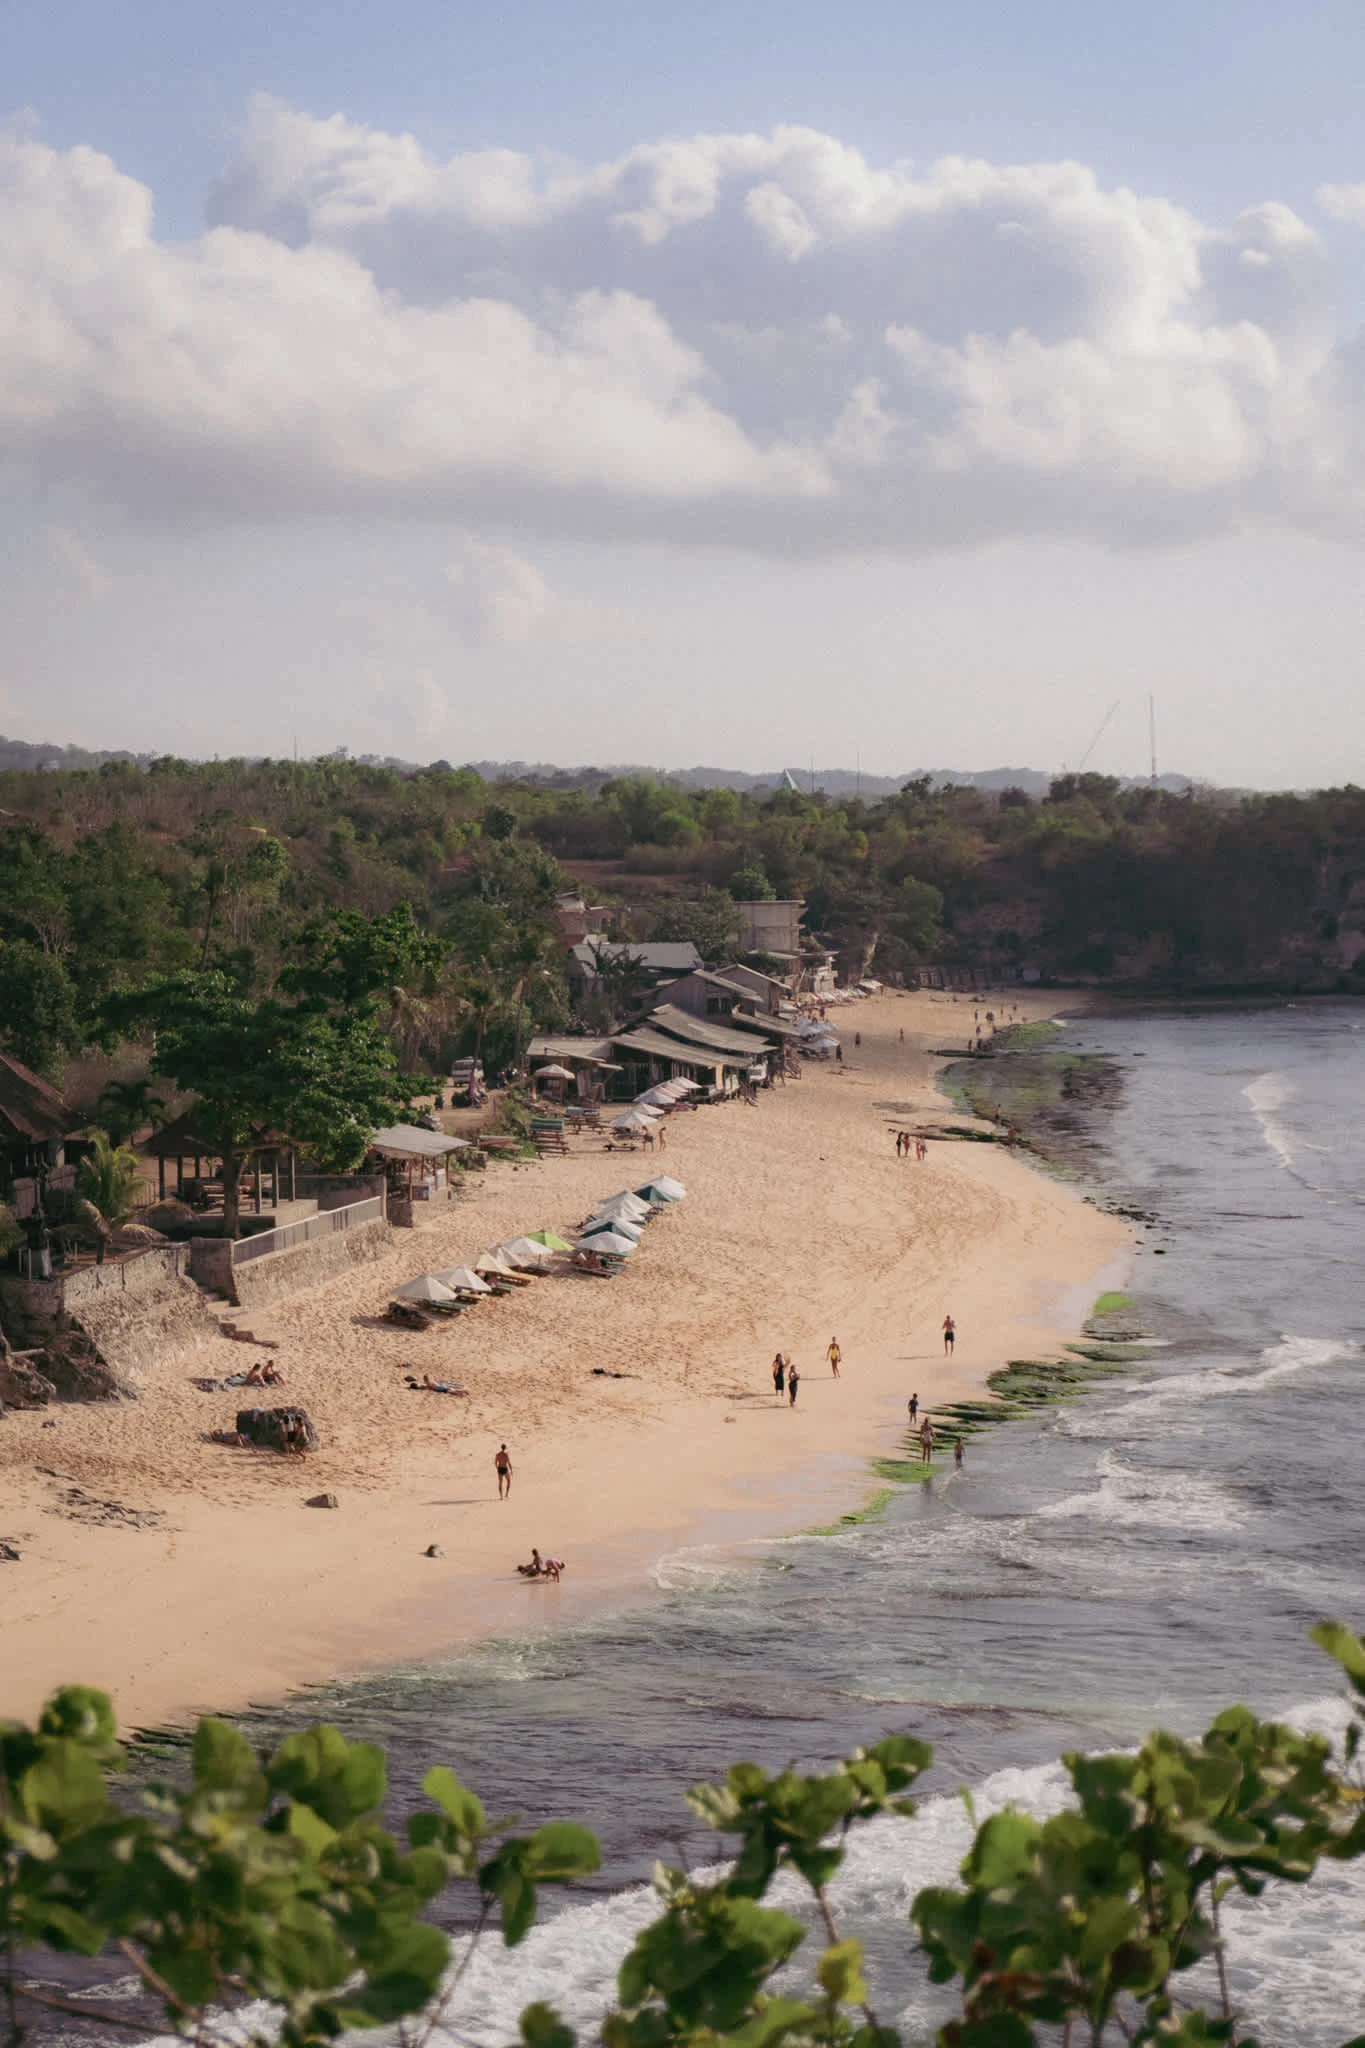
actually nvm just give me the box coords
[130,1003,1365,2046]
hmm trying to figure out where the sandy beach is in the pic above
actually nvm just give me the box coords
[0,991,1128,1730]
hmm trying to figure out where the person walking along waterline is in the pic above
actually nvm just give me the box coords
[919,1415,935,1463]
[495,1443,513,1498]
[942,1314,956,1356]
[908,1391,919,1423]
[827,1337,841,1378]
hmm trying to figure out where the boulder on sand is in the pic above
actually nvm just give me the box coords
[235,1405,319,1453]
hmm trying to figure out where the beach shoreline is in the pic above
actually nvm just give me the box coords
[1,990,1130,1732]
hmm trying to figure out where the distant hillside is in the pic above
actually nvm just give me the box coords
[0,738,1195,798]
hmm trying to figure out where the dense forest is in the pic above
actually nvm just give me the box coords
[1,753,1363,1093]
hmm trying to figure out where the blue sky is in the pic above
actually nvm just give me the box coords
[5,0,1365,781]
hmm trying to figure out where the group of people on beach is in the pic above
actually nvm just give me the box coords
[496,1446,567,1583]
[895,1131,928,1160]
[770,1334,844,1407]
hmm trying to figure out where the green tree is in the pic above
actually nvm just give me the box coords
[649,889,739,965]
[102,974,401,1237]
[0,940,79,1075]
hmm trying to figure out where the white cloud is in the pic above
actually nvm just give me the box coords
[1,105,1363,551]
[443,536,549,646]
[44,522,111,597]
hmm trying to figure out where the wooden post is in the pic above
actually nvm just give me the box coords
[158,1156,166,1201]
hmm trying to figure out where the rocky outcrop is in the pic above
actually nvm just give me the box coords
[0,1352,56,1409]
[29,1330,121,1403]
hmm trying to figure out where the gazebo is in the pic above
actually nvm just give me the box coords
[141,1113,300,1213]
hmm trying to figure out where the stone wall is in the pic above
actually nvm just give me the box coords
[0,1249,224,1395]
[228,1216,393,1309]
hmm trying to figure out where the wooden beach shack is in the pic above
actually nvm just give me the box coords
[366,1124,470,1226]
[142,1112,300,1214]
[0,1052,82,1219]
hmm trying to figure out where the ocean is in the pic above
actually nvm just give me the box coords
[106,1004,1365,2043]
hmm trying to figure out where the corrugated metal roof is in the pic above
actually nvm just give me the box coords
[611,1026,752,1071]
[526,1036,617,1065]
[570,942,703,972]
[649,1005,773,1058]
[720,1008,806,1042]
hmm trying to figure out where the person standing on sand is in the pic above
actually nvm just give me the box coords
[495,1443,513,1498]
[908,1391,919,1423]
[919,1415,935,1462]
[827,1337,842,1378]
[899,1027,905,1044]
[942,1314,956,1355]
[772,1352,785,1398]
[788,1362,801,1407]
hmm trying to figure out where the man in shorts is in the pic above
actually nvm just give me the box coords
[495,1443,513,1498]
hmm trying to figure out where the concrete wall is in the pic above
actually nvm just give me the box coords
[228,1215,393,1309]
[296,1172,387,1213]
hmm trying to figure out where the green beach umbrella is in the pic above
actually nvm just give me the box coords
[525,1229,574,1251]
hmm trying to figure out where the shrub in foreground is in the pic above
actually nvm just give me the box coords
[2,1627,1364,2048]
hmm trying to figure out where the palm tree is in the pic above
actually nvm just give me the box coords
[95,1077,165,1147]
[76,1130,147,1229]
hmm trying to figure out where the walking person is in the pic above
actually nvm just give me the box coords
[788,1362,801,1408]
[826,1336,842,1378]
[495,1443,513,1499]
[942,1314,956,1356]
[918,1414,935,1463]
[772,1352,785,1399]
[954,1435,965,1470]
[908,1390,919,1423]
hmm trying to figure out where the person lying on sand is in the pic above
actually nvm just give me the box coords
[404,1374,468,1394]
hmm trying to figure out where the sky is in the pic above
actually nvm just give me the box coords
[6,0,1365,785]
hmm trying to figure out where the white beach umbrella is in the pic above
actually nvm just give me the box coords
[498,1236,556,1266]
[635,1085,678,1107]
[392,1273,458,1303]
[635,1176,686,1202]
[533,1063,576,1080]
[575,1229,637,1257]
[595,1191,651,1219]
[431,1265,493,1294]
[669,1077,700,1091]
[474,1249,514,1275]
[611,1109,660,1132]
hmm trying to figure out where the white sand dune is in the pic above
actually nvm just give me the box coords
[0,991,1128,1728]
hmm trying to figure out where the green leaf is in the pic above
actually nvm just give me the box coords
[1312,1622,1365,1698]
[520,2000,577,2048]
[287,1800,338,1856]
[525,1821,602,1879]
[192,1716,263,1794]
[37,1686,119,1753]
[965,1810,1040,1889]
[423,1763,485,1837]
[817,1936,868,2005]
[20,1741,110,1825]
